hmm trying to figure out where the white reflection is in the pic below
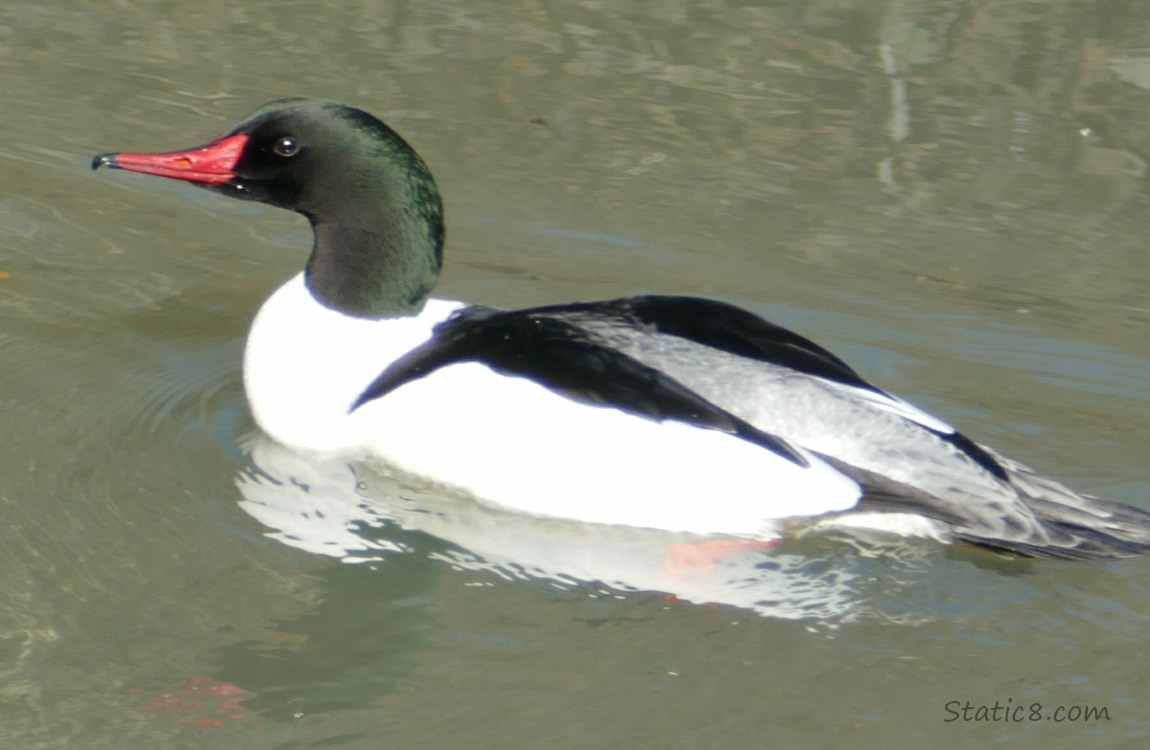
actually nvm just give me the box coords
[236,433,932,624]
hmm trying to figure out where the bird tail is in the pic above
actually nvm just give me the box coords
[968,447,1150,560]
[814,448,1150,560]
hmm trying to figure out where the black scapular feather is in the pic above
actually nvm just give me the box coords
[353,306,811,468]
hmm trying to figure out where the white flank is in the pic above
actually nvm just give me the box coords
[810,511,951,541]
[357,361,862,534]
[243,274,862,535]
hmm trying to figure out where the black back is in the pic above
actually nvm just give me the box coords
[528,295,879,392]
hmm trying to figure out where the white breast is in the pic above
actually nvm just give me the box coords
[243,273,464,452]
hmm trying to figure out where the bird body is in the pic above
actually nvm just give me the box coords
[92,98,1150,559]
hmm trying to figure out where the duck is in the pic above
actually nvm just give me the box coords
[92,97,1150,560]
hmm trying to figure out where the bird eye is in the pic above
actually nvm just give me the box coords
[273,136,300,157]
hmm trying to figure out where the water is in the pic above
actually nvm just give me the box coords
[3,1,1150,747]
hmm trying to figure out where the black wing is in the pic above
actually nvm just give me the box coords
[352,306,810,468]
[523,295,1008,482]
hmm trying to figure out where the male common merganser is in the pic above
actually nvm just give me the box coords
[93,98,1150,559]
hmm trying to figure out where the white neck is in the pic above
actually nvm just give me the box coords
[243,273,463,452]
